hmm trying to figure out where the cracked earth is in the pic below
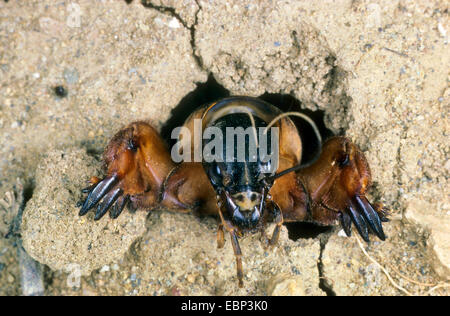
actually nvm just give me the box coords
[0,0,448,295]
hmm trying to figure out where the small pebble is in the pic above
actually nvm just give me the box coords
[54,85,68,97]
[437,23,447,37]
[7,273,15,283]
[291,266,301,275]
[420,266,427,275]
[186,273,195,283]
[168,18,180,29]
[169,286,183,296]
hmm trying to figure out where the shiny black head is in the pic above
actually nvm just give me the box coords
[202,112,277,229]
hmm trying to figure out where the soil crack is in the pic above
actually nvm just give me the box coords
[140,0,204,70]
[317,234,336,296]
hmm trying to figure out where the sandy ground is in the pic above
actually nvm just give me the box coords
[0,0,448,296]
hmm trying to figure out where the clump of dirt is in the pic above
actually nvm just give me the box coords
[21,148,147,276]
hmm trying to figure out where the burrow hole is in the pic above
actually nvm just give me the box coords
[161,74,335,240]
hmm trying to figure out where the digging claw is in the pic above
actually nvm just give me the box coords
[110,195,129,219]
[348,200,370,242]
[94,187,122,221]
[81,184,96,194]
[355,196,385,241]
[79,175,118,216]
[339,211,352,237]
[340,196,387,242]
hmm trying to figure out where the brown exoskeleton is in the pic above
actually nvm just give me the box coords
[79,96,388,287]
